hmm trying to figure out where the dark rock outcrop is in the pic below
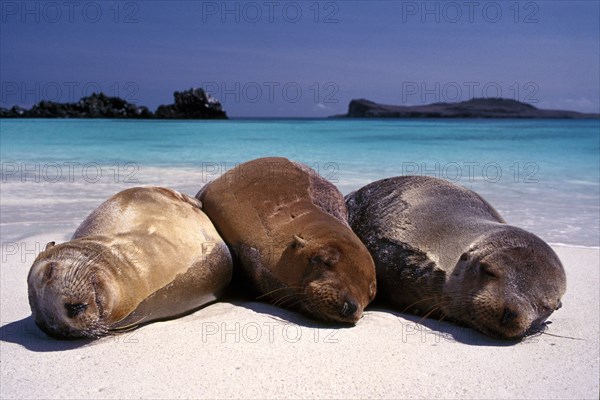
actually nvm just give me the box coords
[0,93,152,119]
[335,98,599,119]
[0,88,228,119]
[0,106,27,118]
[154,88,227,119]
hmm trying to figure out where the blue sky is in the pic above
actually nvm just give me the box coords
[1,0,599,117]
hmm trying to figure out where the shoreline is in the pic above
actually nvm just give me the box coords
[2,116,600,121]
[548,242,600,250]
[2,162,598,247]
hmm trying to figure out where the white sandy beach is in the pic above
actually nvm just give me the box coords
[1,229,598,399]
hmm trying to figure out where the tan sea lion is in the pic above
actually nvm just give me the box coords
[196,157,377,323]
[27,187,233,339]
[345,176,566,339]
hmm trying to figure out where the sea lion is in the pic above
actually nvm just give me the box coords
[27,186,233,339]
[345,176,566,339]
[196,157,377,323]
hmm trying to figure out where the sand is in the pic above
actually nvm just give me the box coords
[1,233,598,399]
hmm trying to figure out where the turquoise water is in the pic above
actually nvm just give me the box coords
[1,119,599,246]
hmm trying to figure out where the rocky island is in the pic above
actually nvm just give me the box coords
[335,98,599,119]
[154,88,227,119]
[0,88,227,119]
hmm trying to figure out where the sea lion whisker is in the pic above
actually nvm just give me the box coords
[284,299,308,313]
[271,290,303,307]
[400,296,441,313]
[538,331,586,341]
[269,289,295,304]
[299,298,325,320]
[109,318,145,333]
[257,286,303,300]
[437,312,449,324]
[417,304,443,324]
[271,296,293,308]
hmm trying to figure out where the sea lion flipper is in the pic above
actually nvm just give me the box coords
[111,257,230,331]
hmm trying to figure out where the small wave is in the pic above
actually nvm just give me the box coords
[565,180,600,186]
[548,242,600,250]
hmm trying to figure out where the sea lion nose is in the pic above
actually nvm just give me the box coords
[65,303,88,319]
[340,300,358,318]
[500,307,518,325]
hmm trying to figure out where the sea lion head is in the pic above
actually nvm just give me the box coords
[277,230,377,324]
[27,241,120,339]
[443,229,566,340]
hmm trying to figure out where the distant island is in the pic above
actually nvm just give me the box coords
[0,88,227,119]
[334,98,599,119]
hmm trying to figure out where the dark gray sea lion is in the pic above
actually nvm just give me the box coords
[27,187,233,339]
[345,176,566,339]
[197,157,377,323]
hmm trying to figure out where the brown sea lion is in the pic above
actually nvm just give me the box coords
[27,187,233,339]
[345,176,566,339]
[196,157,377,323]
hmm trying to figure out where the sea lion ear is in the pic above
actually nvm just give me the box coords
[457,251,478,270]
[458,251,474,265]
[292,235,307,249]
[556,300,563,310]
[44,242,56,251]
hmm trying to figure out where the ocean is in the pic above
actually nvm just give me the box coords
[0,118,598,247]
